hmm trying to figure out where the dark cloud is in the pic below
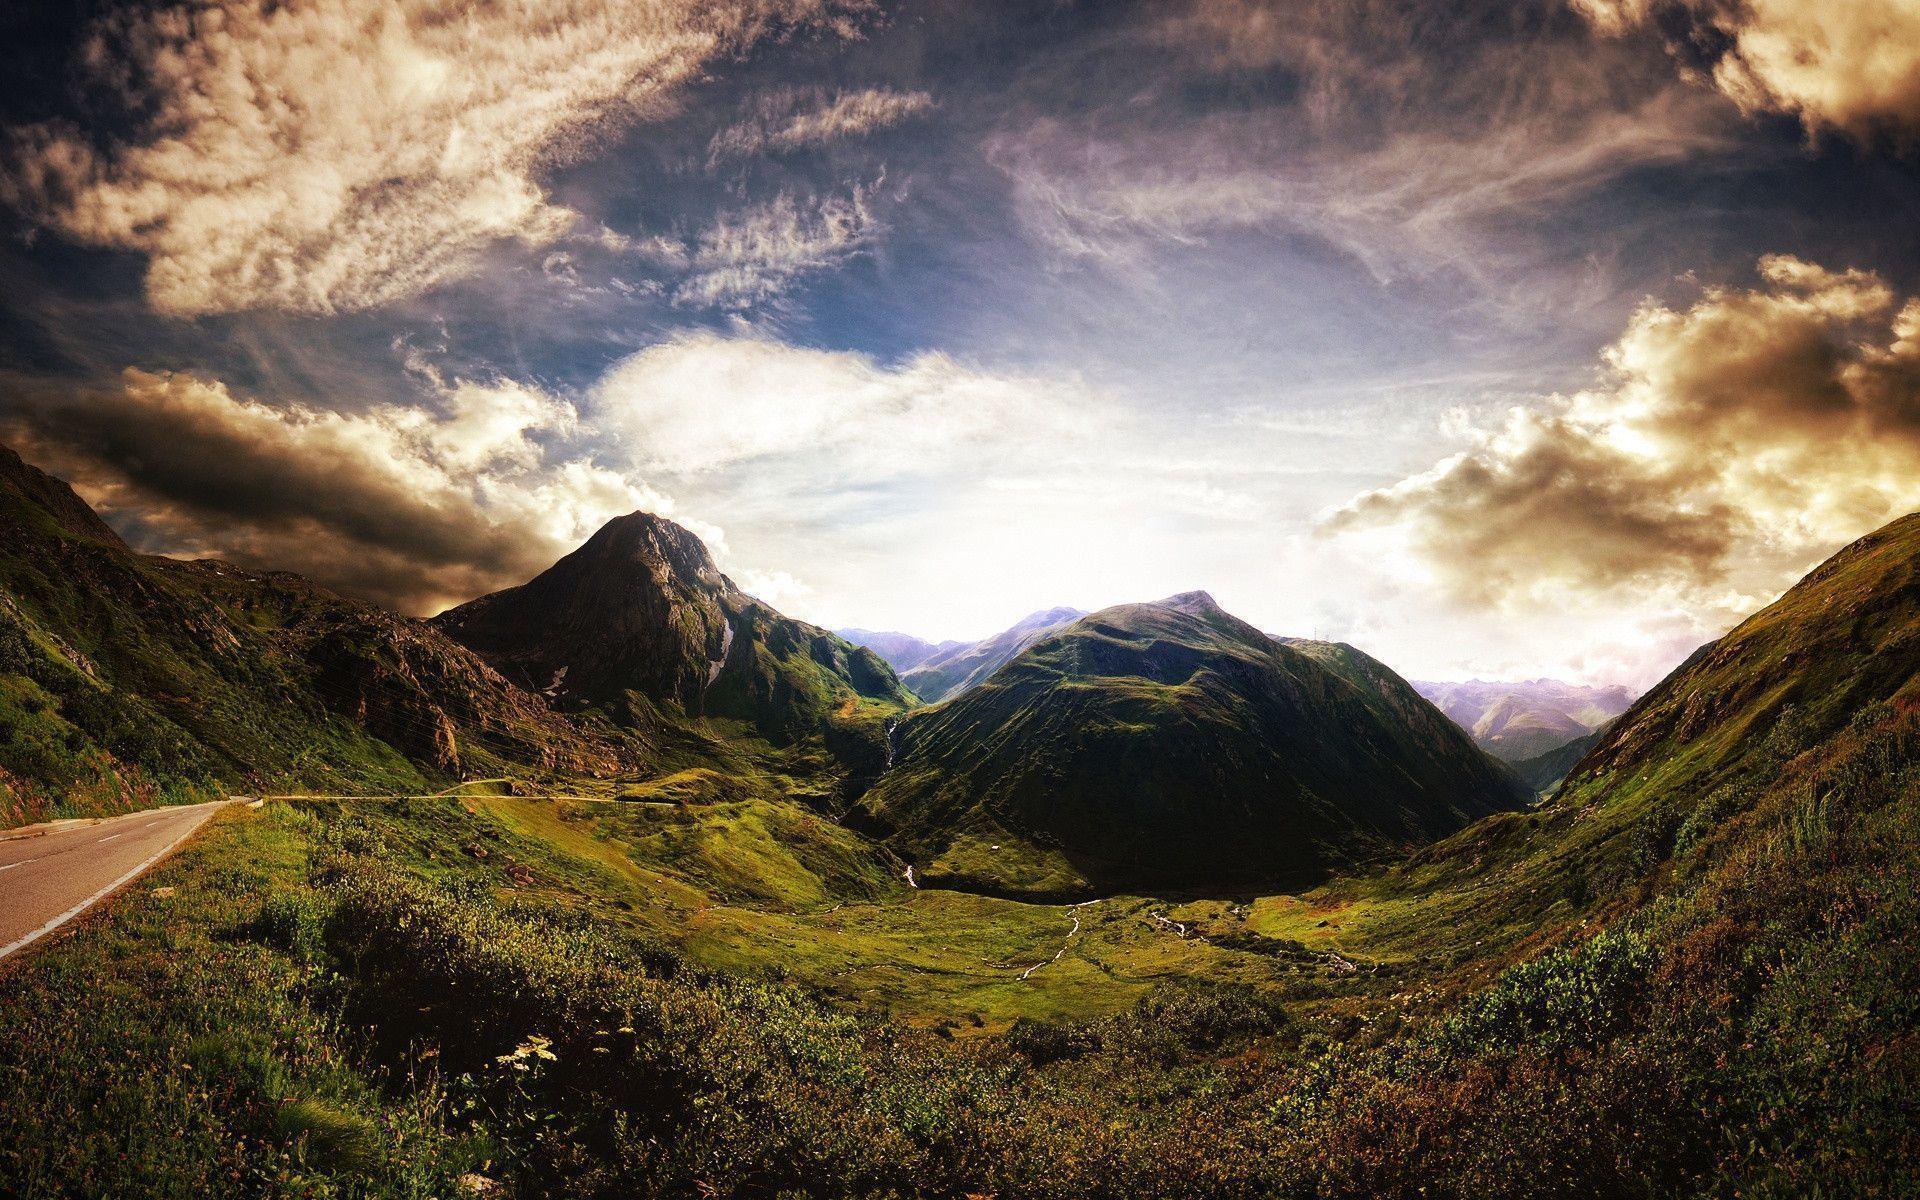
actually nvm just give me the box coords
[2,368,670,613]
[1330,256,1920,611]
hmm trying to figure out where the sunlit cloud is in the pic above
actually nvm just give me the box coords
[671,185,883,309]
[706,86,934,166]
[0,0,870,315]
[992,0,1732,306]
[1329,255,1920,627]
[2,367,676,613]
[1576,0,1920,141]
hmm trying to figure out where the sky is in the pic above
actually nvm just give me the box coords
[2,0,1919,688]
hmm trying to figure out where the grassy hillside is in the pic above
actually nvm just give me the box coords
[0,446,623,824]
[1,485,1916,1198]
[5,683,1910,1197]
[1510,725,1605,793]
[859,593,1526,897]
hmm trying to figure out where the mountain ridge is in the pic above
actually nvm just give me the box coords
[433,509,915,788]
[0,442,625,821]
[896,605,1088,702]
[857,592,1528,897]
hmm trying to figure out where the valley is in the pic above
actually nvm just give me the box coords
[0,440,1915,1198]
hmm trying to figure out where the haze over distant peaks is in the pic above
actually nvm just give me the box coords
[1413,677,1638,762]
[854,606,1089,703]
[834,628,967,674]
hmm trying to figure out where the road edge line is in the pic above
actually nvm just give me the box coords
[0,804,225,963]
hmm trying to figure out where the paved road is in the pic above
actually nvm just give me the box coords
[0,801,228,962]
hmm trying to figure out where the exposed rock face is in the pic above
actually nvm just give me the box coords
[435,514,736,711]
[857,592,1528,898]
[434,512,913,746]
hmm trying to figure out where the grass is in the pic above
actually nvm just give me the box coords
[1,692,1916,1198]
[0,806,481,1198]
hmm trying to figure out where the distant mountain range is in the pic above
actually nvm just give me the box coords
[831,629,967,674]
[854,591,1528,898]
[1412,677,1638,762]
[842,607,1087,703]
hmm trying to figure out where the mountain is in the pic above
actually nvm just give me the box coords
[835,628,966,674]
[855,591,1528,898]
[1469,693,1591,760]
[1568,514,1920,802]
[1508,725,1605,794]
[0,444,621,823]
[1412,677,1636,760]
[433,512,914,757]
[898,606,1087,702]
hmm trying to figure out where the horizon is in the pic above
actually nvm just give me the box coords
[5,1,1919,691]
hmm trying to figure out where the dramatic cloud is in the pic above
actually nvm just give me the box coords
[992,0,1729,295]
[1,0,868,315]
[1577,0,1920,140]
[706,87,934,165]
[1330,256,1920,619]
[672,185,882,309]
[3,368,676,613]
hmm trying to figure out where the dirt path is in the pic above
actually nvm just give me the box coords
[1018,899,1100,980]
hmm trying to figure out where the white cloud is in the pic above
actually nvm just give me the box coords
[592,328,1080,474]
[583,329,1295,642]
[707,86,934,164]
[1,0,868,315]
[672,185,882,309]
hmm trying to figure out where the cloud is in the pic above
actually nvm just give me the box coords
[671,185,882,308]
[1576,0,1920,141]
[991,0,1730,299]
[0,0,868,316]
[3,367,677,613]
[706,87,934,164]
[592,329,1086,475]
[581,329,1303,641]
[1328,255,1920,619]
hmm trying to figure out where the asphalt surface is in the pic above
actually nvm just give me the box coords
[0,801,228,962]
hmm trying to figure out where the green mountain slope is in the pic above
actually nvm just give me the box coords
[1568,514,1920,806]
[856,592,1528,897]
[898,606,1086,702]
[0,445,622,823]
[433,512,913,783]
[1509,725,1604,793]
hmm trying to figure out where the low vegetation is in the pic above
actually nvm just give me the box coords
[5,683,1915,1197]
[2,456,1917,1196]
